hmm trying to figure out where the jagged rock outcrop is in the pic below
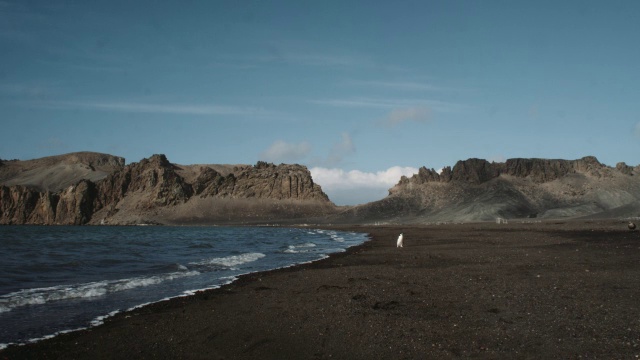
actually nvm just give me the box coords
[0,153,334,225]
[189,161,329,202]
[193,167,230,196]
[55,180,98,225]
[0,185,57,224]
[503,156,607,181]
[336,156,640,224]
[616,162,635,176]
[96,154,193,210]
[399,156,614,188]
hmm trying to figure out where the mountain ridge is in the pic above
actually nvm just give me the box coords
[331,156,640,224]
[1,153,334,225]
[1,152,639,225]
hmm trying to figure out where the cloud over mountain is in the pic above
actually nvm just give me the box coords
[310,165,419,205]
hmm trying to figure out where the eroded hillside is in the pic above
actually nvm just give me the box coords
[1,153,335,225]
[331,157,640,224]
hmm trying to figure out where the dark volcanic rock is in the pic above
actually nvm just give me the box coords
[0,185,57,224]
[193,167,234,197]
[0,181,98,225]
[192,161,329,202]
[230,162,329,201]
[451,158,502,184]
[55,180,98,225]
[504,156,606,182]
[402,156,609,186]
[0,154,334,225]
[339,156,640,224]
[96,154,193,210]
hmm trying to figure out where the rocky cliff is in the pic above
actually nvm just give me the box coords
[394,156,609,187]
[192,161,330,201]
[0,153,335,225]
[334,156,640,224]
[4,153,640,225]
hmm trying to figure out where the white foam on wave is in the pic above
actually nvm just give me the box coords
[0,270,200,314]
[90,310,121,327]
[310,229,345,243]
[189,252,266,268]
[329,232,345,242]
[284,242,317,254]
[0,325,89,350]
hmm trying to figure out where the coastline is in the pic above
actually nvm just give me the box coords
[2,220,639,359]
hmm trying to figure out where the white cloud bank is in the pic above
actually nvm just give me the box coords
[310,166,419,205]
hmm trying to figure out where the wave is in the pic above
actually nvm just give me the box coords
[327,231,345,242]
[0,270,200,314]
[330,235,345,242]
[310,229,345,242]
[284,242,317,254]
[189,252,266,268]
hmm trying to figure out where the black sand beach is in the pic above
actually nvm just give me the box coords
[2,220,640,359]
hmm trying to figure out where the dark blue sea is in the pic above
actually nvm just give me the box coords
[0,226,368,348]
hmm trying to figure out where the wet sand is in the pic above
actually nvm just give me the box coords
[2,220,640,359]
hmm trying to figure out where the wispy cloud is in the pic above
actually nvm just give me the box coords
[309,98,391,109]
[273,52,366,67]
[384,106,431,126]
[211,52,369,69]
[0,83,56,98]
[346,80,445,92]
[261,38,373,67]
[37,100,271,117]
[260,140,312,163]
[36,57,127,73]
[635,122,640,138]
[310,97,466,114]
[323,132,355,167]
[210,37,374,69]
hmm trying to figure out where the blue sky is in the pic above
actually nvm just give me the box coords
[2,1,640,205]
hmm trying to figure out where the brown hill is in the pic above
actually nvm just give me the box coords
[0,152,125,192]
[330,156,640,224]
[0,153,336,225]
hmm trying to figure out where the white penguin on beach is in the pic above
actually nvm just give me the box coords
[396,233,404,248]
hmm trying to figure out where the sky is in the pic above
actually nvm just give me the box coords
[2,1,640,205]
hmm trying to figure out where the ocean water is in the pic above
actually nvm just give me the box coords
[0,225,368,348]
